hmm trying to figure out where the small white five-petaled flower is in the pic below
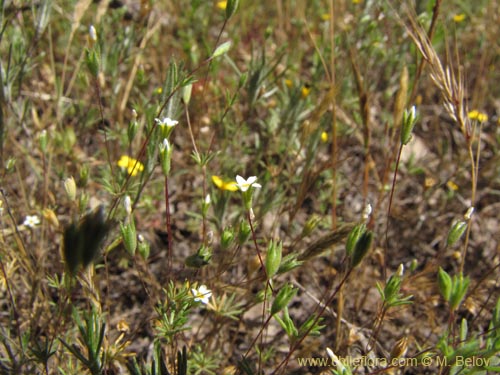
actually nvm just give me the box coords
[235,175,262,192]
[155,117,178,128]
[191,284,212,305]
[23,215,40,228]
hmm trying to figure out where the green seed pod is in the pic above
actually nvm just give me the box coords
[137,235,150,260]
[63,177,77,201]
[350,231,373,268]
[39,130,48,153]
[182,84,192,105]
[437,267,452,302]
[237,220,251,245]
[271,284,297,316]
[85,49,99,78]
[346,223,366,257]
[265,240,282,280]
[120,221,137,256]
[401,106,417,145]
[225,0,239,19]
[185,245,212,268]
[221,227,235,250]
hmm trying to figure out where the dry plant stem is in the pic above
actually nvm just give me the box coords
[243,313,274,358]
[329,0,343,347]
[367,305,387,352]
[1,190,34,275]
[329,0,338,231]
[408,0,442,104]
[271,268,354,374]
[164,175,173,274]
[0,228,22,353]
[460,123,481,273]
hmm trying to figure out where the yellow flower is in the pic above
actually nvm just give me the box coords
[212,175,238,191]
[447,180,459,191]
[301,84,311,99]
[321,13,330,21]
[453,13,466,23]
[217,1,227,10]
[284,79,293,88]
[118,155,144,176]
[321,131,328,143]
[352,0,362,4]
[468,110,488,123]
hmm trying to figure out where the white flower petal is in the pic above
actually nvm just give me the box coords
[247,176,257,184]
[236,175,245,185]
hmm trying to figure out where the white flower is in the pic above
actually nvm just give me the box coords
[235,175,262,192]
[464,206,474,221]
[23,215,40,228]
[397,263,404,277]
[159,138,170,152]
[205,194,211,205]
[362,203,372,221]
[124,195,132,215]
[89,25,97,43]
[155,117,178,128]
[191,284,212,305]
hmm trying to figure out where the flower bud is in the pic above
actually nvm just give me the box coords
[437,267,452,302]
[120,220,137,256]
[237,220,251,245]
[265,240,282,279]
[350,230,373,268]
[346,223,366,257]
[88,25,97,46]
[447,220,467,246]
[271,283,297,316]
[221,227,235,250]
[39,130,48,152]
[137,234,150,260]
[401,106,417,145]
[63,177,77,201]
[124,195,132,216]
[158,138,173,176]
